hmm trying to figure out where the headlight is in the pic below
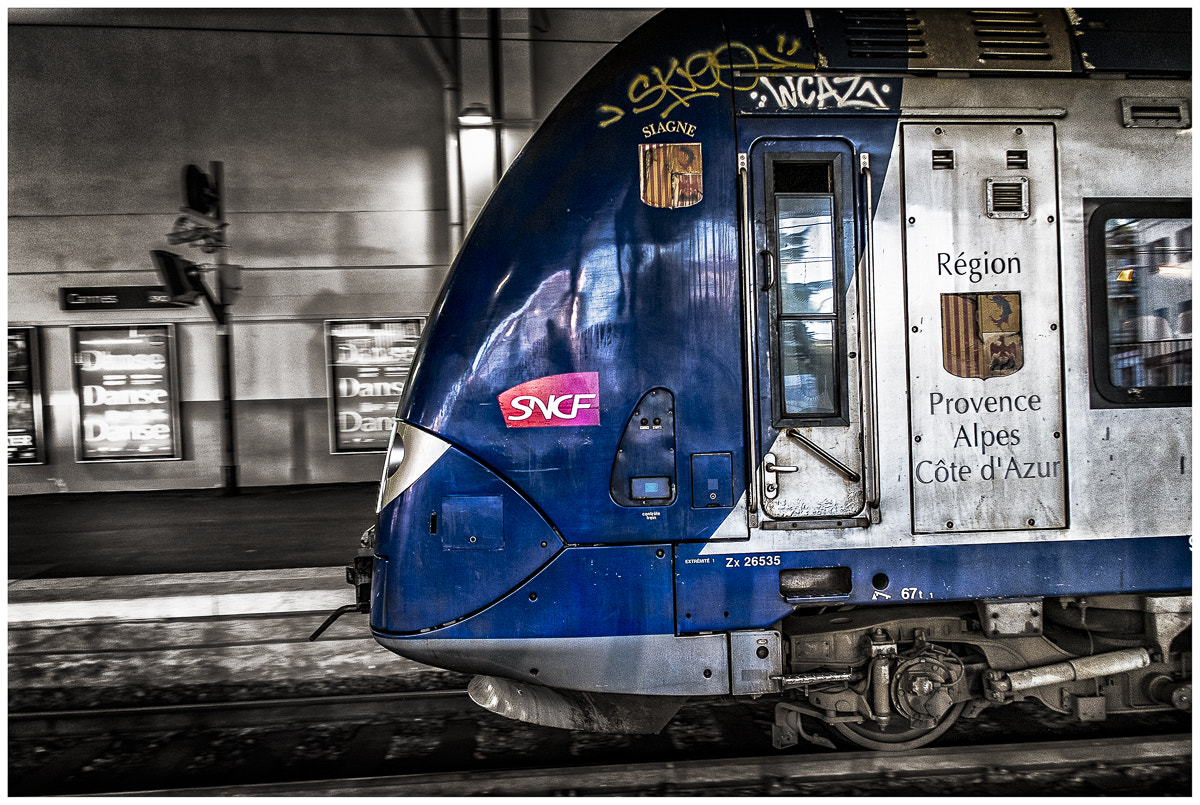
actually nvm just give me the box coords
[376,421,451,512]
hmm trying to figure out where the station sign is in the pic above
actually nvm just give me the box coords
[71,324,182,461]
[8,327,45,464]
[326,319,424,453]
[60,286,179,311]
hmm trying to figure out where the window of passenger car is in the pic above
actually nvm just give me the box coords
[1087,200,1191,406]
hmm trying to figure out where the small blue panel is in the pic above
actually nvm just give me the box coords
[441,496,504,550]
[691,453,732,508]
[631,476,671,500]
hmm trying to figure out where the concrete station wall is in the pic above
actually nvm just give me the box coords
[8,8,655,494]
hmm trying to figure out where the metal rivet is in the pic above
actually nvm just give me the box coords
[528,592,538,602]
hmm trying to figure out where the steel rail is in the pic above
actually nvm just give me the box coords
[107,733,1190,797]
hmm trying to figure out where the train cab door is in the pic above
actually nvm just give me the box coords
[741,138,876,528]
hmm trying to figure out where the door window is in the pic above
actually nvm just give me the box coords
[770,160,844,422]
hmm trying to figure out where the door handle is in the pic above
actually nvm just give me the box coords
[760,250,775,291]
[762,452,796,501]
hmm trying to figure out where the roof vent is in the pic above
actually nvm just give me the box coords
[843,10,927,59]
[972,10,1053,62]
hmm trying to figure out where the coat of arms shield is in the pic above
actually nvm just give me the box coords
[941,292,1023,379]
[639,143,702,209]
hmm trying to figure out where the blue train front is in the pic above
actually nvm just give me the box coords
[356,9,1192,749]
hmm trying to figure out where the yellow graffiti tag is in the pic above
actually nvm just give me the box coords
[599,38,814,127]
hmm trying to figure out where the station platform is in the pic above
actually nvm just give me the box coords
[8,482,378,580]
[6,484,458,705]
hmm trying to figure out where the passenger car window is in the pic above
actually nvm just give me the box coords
[1088,201,1191,405]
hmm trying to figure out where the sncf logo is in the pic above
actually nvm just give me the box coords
[498,372,600,428]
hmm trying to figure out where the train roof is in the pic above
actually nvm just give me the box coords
[637,8,1191,77]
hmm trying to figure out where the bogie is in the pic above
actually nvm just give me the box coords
[768,594,1191,751]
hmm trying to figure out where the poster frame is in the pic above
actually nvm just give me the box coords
[325,317,424,455]
[70,323,184,463]
[8,326,46,465]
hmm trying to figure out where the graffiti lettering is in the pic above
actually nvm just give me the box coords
[599,37,813,128]
[751,75,893,112]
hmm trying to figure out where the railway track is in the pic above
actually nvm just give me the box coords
[9,691,1190,796]
[89,735,1199,796]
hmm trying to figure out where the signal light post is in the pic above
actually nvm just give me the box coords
[154,162,241,495]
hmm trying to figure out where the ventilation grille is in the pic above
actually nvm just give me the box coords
[843,11,927,59]
[932,150,955,170]
[986,177,1030,219]
[1121,98,1191,129]
[972,10,1053,62]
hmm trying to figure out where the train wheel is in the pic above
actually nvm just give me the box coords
[830,701,965,751]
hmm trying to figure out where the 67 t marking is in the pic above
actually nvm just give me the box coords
[874,586,932,601]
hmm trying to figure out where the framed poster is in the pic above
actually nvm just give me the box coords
[326,318,423,453]
[8,327,45,464]
[71,324,182,461]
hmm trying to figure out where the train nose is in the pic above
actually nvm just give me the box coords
[371,421,562,634]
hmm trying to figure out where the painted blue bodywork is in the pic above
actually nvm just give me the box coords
[674,536,1193,633]
[372,9,1190,645]
[374,438,561,632]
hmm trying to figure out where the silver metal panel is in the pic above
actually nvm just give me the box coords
[902,123,1066,533]
[730,630,783,696]
[375,632,731,696]
[468,675,685,734]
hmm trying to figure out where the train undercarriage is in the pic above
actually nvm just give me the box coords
[771,593,1191,750]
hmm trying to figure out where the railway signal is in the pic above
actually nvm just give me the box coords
[155,161,240,495]
[150,250,203,306]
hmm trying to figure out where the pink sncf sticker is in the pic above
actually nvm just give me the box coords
[498,372,601,428]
